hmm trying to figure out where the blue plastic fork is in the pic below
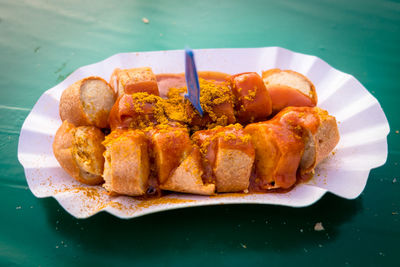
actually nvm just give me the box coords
[184,48,204,116]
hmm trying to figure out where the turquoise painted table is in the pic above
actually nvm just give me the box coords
[1,0,399,265]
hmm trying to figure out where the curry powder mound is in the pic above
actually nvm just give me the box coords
[122,78,235,131]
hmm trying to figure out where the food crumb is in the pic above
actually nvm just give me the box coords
[300,228,304,233]
[243,189,249,193]
[395,130,399,134]
[16,206,21,210]
[393,178,397,183]
[314,222,325,231]
[392,211,398,215]
[142,17,149,24]
[55,245,59,249]
[240,243,247,248]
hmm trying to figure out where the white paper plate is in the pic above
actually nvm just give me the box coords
[18,47,389,219]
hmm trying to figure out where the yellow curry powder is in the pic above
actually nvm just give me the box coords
[198,78,234,122]
[122,78,235,131]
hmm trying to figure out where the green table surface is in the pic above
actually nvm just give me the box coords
[1,0,399,266]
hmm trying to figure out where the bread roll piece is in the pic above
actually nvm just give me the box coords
[109,67,159,97]
[229,72,272,123]
[193,125,255,193]
[103,130,149,196]
[160,146,215,195]
[262,69,317,113]
[59,77,115,128]
[274,107,340,174]
[149,127,192,184]
[53,121,105,185]
[245,122,304,189]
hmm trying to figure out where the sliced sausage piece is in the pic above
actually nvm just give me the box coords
[245,122,304,189]
[274,107,339,174]
[229,72,272,123]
